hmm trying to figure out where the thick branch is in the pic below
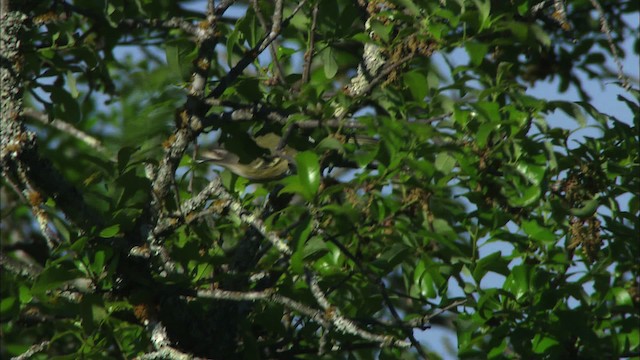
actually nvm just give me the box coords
[10,341,50,360]
[1,11,102,231]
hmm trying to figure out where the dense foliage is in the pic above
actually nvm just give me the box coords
[1,0,638,359]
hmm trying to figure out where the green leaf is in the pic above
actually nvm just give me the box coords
[372,243,409,271]
[532,334,560,354]
[352,143,379,166]
[427,22,448,40]
[321,204,359,223]
[569,196,600,218]
[465,41,488,66]
[276,46,297,59]
[92,248,110,274]
[316,1,339,34]
[18,285,33,304]
[435,152,456,174]
[370,20,392,43]
[164,39,196,82]
[303,236,329,260]
[0,297,17,315]
[529,23,551,47]
[67,70,79,98]
[473,0,491,30]
[291,216,313,274]
[235,77,263,102]
[117,146,138,174]
[397,0,421,16]
[575,101,610,125]
[506,184,541,207]
[414,264,437,298]
[403,71,429,101]
[100,224,121,238]
[476,122,498,148]
[473,101,500,122]
[496,62,514,86]
[79,294,108,333]
[316,136,345,154]
[322,48,338,79]
[504,264,530,300]
[51,88,80,123]
[507,21,528,41]
[516,163,546,186]
[521,220,557,243]
[473,251,509,283]
[226,26,243,66]
[295,151,320,200]
[32,265,84,296]
[516,2,529,16]
[236,9,261,47]
[431,218,456,239]
[547,100,587,127]
[610,287,633,307]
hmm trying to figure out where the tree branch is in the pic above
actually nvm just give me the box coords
[24,108,109,156]
[137,318,200,360]
[406,299,468,329]
[149,13,219,231]
[1,11,102,232]
[119,17,199,35]
[301,4,319,86]
[305,270,411,348]
[208,0,307,99]
[589,0,631,90]
[251,0,286,84]
[10,341,50,360]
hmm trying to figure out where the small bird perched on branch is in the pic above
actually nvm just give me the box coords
[198,132,378,181]
[198,133,294,181]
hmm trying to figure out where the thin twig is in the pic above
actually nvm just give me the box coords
[305,270,411,348]
[16,164,61,249]
[197,282,412,348]
[197,288,331,328]
[153,178,292,255]
[209,0,308,99]
[319,228,430,358]
[251,0,286,84]
[377,281,430,360]
[588,0,631,90]
[24,109,109,155]
[407,299,468,329]
[301,4,319,85]
[203,105,449,129]
[207,0,215,18]
[215,0,236,16]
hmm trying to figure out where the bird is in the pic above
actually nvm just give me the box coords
[198,132,378,181]
[198,133,294,181]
